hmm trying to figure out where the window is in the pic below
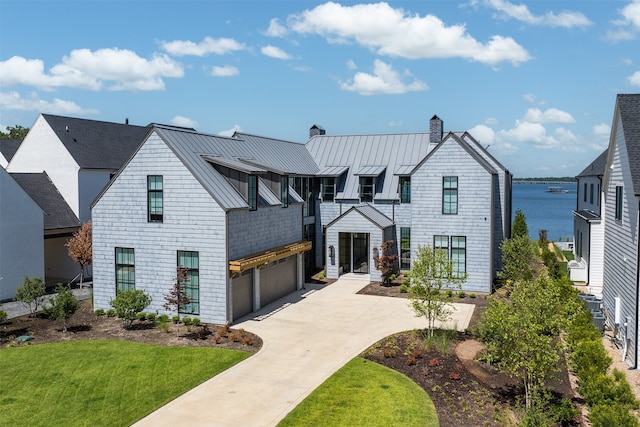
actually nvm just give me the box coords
[177,251,199,315]
[590,183,594,204]
[400,176,411,203]
[615,186,623,220]
[400,227,411,269]
[434,235,448,253]
[597,184,600,206]
[451,237,467,277]
[248,175,258,211]
[147,175,163,222]
[442,176,458,214]
[291,176,315,216]
[321,177,335,201]
[281,175,289,208]
[115,248,135,293]
[583,183,587,202]
[360,176,374,202]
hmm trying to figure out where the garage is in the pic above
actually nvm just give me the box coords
[260,255,297,307]
[232,269,253,321]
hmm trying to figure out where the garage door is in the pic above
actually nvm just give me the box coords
[260,255,297,307]
[232,269,253,321]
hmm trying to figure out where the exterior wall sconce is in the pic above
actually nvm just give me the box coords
[329,245,335,265]
[372,247,379,269]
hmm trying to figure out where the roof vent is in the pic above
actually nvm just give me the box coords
[309,124,326,138]
[65,125,69,132]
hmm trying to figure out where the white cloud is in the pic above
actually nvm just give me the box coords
[0,50,183,91]
[621,0,640,30]
[481,0,592,28]
[170,115,198,129]
[629,71,640,86]
[522,108,575,124]
[339,59,428,95]
[265,18,288,37]
[484,117,500,125]
[261,45,293,60]
[346,59,357,70]
[161,36,246,56]
[609,0,640,41]
[387,120,403,127]
[523,93,537,104]
[211,65,239,77]
[218,124,242,137]
[0,91,98,115]
[593,123,611,136]
[293,65,312,72]
[287,2,530,66]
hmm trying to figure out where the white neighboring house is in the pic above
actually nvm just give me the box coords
[601,93,640,368]
[571,150,607,297]
[5,114,150,284]
[0,167,43,301]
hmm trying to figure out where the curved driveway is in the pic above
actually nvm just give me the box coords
[134,274,475,427]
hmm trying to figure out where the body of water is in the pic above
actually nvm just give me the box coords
[512,182,577,242]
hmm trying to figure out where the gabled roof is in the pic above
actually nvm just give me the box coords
[306,132,434,200]
[577,149,607,178]
[10,172,80,231]
[232,132,319,175]
[0,139,22,163]
[617,94,640,195]
[41,114,151,169]
[327,204,394,229]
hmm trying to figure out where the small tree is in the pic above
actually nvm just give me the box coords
[15,276,46,317]
[66,221,92,288]
[512,209,529,239]
[499,235,535,283]
[43,284,79,332]
[408,245,467,337]
[164,267,193,336]
[374,240,399,286]
[109,289,152,329]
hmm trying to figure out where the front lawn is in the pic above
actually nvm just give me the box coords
[0,340,249,426]
[278,357,438,427]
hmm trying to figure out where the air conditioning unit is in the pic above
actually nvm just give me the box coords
[587,299,602,311]
[593,314,606,333]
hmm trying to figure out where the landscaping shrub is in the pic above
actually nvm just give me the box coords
[192,318,201,326]
[158,314,169,322]
[106,309,116,317]
[549,398,579,425]
[172,315,180,324]
[182,317,193,326]
[95,308,105,316]
[145,312,156,322]
[0,309,8,322]
[109,289,152,329]
[15,276,46,317]
[469,293,476,299]
[43,284,79,332]
[399,284,408,293]
[570,339,611,378]
[137,312,148,321]
[589,403,639,427]
[458,291,466,299]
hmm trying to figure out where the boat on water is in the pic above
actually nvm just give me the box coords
[546,186,569,194]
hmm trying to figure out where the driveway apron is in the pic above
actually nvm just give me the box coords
[134,275,475,427]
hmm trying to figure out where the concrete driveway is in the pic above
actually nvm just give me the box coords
[134,274,475,427]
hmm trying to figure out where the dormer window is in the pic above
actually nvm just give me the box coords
[359,177,374,202]
[322,177,335,201]
[248,175,258,211]
[400,176,411,203]
[281,175,289,208]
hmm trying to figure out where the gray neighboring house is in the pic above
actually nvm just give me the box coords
[601,93,640,368]
[571,149,607,297]
[0,139,22,168]
[92,115,512,324]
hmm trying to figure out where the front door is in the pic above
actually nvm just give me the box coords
[352,233,369,274]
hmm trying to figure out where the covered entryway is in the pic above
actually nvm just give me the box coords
[325,205,396,283]
[339,232,370,274]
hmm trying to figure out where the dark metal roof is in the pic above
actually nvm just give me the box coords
[10,172,80,230]
[0,139,22,163]
[41,114,151,169]
[326,204,394,229]
[573,209,601,222]
[577,149,608,178]
[617,94,640,196]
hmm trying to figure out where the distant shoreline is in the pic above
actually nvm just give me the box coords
[513,178,577,184]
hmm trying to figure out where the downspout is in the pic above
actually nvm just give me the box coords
[635,198,640,369]
[226,211,231,324]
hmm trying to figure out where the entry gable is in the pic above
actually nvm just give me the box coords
[326,204,393,230]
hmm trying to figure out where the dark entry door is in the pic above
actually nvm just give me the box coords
[352,233,369,274]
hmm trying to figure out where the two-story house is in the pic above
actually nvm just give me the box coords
[92,116,512,323]
[601,93,640,368]
[571,149,607,297]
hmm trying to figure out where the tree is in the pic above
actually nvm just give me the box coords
[374,240,399,286]
[476,273,564,409]
[109,289,152,329]
[499,235,535,283]
[407,245,467,337]
[0,125,29,139]
[15,276,46,317]
[43,284,79,332]
[164,267,193,336]
[66,221,92,288]
[512,209,529,239]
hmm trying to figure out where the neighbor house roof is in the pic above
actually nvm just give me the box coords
[0,139,22,163]
[577,149,608,178]
[616,94,640,196]
[10,172,80,231]
[306,132,435,200]
[41,114,151,170]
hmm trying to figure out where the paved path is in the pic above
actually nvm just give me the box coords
[2,286,92,319]
[134,275,475,427]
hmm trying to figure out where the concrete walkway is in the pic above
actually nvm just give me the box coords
[134,275,475,427]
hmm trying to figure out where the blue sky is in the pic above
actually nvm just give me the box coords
[1,1,639,177]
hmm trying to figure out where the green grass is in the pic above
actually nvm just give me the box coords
[0,340,249,427]
[278,358,439,427]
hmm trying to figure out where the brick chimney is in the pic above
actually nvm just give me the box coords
[429,115,443,145]
[309,124,326,138]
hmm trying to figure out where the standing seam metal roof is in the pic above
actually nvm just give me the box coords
[617,94,640,196]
